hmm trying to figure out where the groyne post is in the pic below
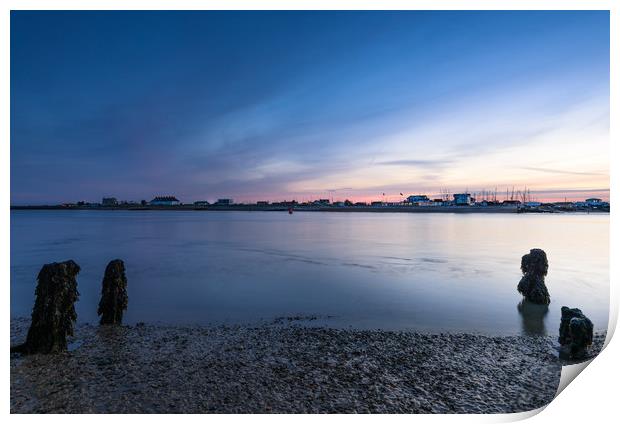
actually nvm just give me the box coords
[13,260,81,354]
[97,259,128,325]
[517,248,551,305]
[559,307,593,360]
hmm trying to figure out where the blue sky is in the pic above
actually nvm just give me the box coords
[11,11,609,204]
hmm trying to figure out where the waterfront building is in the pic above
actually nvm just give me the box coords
[194,201,210,206]
[256,201,269,206]
[478,200,502,207]
[453,193,473,206]
[102,197,118,206]
[586,198,603,206]
[215,198,233,205]
[406,195,430,204]
[150,196,180,206]
[553,202,574,210]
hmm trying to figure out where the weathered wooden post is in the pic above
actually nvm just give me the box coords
[97,259,128,325]
[517,248,551,305]
[12,260,81,354]
[559,306,593,360]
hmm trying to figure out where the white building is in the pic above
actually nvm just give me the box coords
[406,195,432,205]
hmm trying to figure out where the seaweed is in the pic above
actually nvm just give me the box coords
[517,248,550,305]
[98,259,128,325]
[12,260,81,354]
[559,306,594,360]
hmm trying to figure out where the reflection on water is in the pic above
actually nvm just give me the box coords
[10,211,609,335]
[517,299,549,336]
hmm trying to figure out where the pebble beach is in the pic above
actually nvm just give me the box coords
[10,317,606,414]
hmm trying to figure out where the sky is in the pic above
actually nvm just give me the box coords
[10,11,609,204]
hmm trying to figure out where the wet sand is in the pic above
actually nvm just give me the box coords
[10,318,606,414]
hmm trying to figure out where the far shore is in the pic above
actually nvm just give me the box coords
[10,204,609,214]
[10,317,606,413]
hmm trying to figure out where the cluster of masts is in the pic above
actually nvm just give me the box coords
[460,186,537,204]
[353,186,538,204]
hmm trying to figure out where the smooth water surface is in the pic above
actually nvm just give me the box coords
[11,211,609,335]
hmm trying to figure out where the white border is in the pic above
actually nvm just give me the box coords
[3,1,616,422]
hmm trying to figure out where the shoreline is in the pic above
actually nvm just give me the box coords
[10,318,606,413]
[11,205,519,213]
[9,205,610,213]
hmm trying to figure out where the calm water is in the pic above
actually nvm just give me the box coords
[10,210,609,335]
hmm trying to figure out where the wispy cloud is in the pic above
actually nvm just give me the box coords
[376,159,452,167]
[520,167,605,177]
[529,187,609,194]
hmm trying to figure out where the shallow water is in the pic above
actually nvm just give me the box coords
[10,210,609,335]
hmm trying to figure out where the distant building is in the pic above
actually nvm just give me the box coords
[194,201,210,206]
[586,198,603,206]
[502,200,522,206]
[477,200,501,207]
[371,201,384,206]
[354,202,368,206]
[150,196,180,206]
[453,193,473,206]
[102,197,118,206]
[553,202,574,210]
[215,199,233,205]
[524,201,542,207]
[406,195,430,204]
[318,199,330,205]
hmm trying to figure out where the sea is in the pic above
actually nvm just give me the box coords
[10,210,609,335]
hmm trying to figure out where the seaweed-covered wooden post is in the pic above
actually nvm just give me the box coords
[517,248,551,305]
[559,306,593,360]
[12,260,81,354]
[97,259,128,325]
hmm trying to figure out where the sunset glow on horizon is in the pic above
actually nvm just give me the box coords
[11,11,609,205]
